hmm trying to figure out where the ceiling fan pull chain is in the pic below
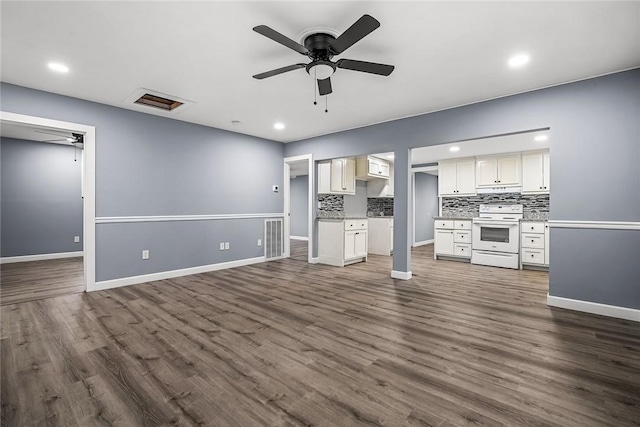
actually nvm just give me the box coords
[74,146,77,162]
[325,95,328,113]
[313,68,317,105]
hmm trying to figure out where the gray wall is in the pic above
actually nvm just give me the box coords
[285,69,640,310]
[1,137,83,257]
[414,173,438,243]
[343,181,367,217]
[290,175,308,237]
[1,83,284,282]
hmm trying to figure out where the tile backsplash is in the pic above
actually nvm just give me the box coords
[317,194,344,217]
[367,198,394,217]
[442,193,549,220]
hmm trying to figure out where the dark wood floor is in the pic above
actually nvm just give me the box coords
[0,257,84,306]
[2,245,639,426]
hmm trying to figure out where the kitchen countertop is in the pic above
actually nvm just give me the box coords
[317,216,369,221]
[367,216,394,219]
[435,215,550,221]
[434,216,473,220]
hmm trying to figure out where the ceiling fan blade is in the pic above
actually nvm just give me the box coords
[329,15,380,54]
[317,77,332,96]
[253,25,309,55]
[336,59,394,76]
[42,138,68,142]
[253,63,306,80]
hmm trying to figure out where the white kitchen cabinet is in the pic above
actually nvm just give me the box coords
[476,154,521,187]
[318,219,367,266]
[522,151,550,194]
[356,156,390,180]
[367,164,394,197]
[520,221,549,268]
[435,219,472,259]
[318,158,356,195]
[438,159,476,196]
[368,217,393,255]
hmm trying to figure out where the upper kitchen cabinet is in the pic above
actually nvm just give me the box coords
[438,159,476,196]
[522,151,550,194]
[356,156,390,180]
[318,158,356,195]
[367,164,394,197]
[476,154,521,187]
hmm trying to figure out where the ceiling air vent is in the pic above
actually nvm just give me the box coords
[134,93,183,111]
[126,88,193,113]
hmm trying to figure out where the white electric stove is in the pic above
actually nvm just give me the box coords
[471,204,523,269]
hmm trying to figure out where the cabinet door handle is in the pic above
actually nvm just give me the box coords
[540,186,543,189]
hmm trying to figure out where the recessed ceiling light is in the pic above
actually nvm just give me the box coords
[274,122,285,130]
[508,54,530,68]
[449,146,460,152]
[48,62,69,73]
[534,135,548,142]
[387,154,394,159]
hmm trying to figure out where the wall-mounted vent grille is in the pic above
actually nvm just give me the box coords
[265,219,283,259]
[134,93,184,111]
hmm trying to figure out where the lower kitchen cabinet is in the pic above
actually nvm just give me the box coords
[520,221,549,268]
[368,217,393,256]
[434,219,472,260]
[318,218,368,267]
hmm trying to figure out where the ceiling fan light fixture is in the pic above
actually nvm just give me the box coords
[307,62,335,80]
[66,137,75,142]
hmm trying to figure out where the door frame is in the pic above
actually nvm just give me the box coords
[411,165,439,247]
[1,111,96,291]
[283,154,313,262]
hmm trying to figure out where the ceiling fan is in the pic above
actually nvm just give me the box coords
[35,130,84,148]
[252,14,394,96]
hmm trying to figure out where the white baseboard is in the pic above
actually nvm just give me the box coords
[0,251,83,264]
[290,236,309,241]
[391,270,412,280]
[547,294,640,322]
[413,239,434,247]
[92,256,266,292]
[309,257,319,264]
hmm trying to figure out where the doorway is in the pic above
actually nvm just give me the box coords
[283,154,313,263]
[0,111,96,302]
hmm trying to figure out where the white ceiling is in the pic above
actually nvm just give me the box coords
[1,2,638,143]
[411,129,550,164]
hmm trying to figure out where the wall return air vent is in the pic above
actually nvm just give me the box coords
[125,88,193,113]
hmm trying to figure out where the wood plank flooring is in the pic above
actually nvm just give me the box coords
[2,245,639,426]
[290,239,308,262]
[0,257,84,306]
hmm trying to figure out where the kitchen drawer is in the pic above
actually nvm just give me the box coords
[435,220,454,229]
[344,219,367,231]
[521,233,545,249]
[454,243,471,257]
[522,222,545,234]
[454,230,471,244]
[522,248,545,265]
[454,220,472,230]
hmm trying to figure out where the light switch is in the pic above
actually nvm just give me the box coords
[224,242,230,250]
[219,242,225,251]
[142,250,149,260]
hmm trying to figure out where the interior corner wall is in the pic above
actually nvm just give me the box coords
[414,173,438,243]
[289,175,308,237]
[0,83,285,283]
[1,137,83,257]
[284,69,640,310]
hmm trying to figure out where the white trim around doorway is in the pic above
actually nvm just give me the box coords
[284,154,314,263]
[0,111,96,292]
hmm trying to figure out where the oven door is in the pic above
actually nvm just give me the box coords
[472,220,520,253]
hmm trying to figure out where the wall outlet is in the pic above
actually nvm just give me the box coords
[219,242,225,251]
[142,250,150,260]
[224,242,230,250]
[74,236,80,243]
[317,201,322,209]
[257,238,262,247]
